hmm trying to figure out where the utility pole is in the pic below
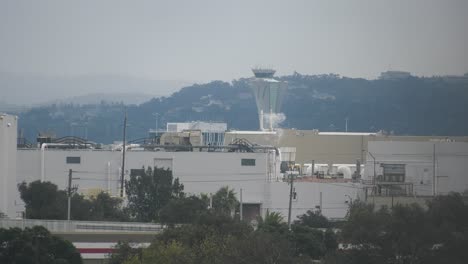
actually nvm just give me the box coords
[287,172,295,229]
[67,169,72,221]
[240,188,243,221]
[319,191,322,214]
[433,143,436,196]
[367,152,376,184]
[67,169,79,221]
[120,111,127,197]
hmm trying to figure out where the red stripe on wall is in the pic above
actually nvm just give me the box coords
[78,248,115,254]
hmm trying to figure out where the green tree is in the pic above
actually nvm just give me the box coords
[422,193,468,264]
[291,224,327,259]
[289,210,338,260]
[324,229,338,252]
[108,241,141,264]
[341,201,389,247]
[124,241,194,264]
[212,186,238,216]
[159,195,209,225]
[18,180,128,221]
[0,226,82,264]
[18,181,67,219]
[223,231,301,264]
[89,192,128,221]
[294,210,330,228]
[380,204,433,263]
[125,167,184,222]
[257,211,289,235]
[331,194,468,264]
[113,213,308,264]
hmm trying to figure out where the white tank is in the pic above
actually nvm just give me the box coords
[337,165,352,179]
[304,163,321,176]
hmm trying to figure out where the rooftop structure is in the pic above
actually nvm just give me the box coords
[166,122,227,146]
[166,121,227,133]
[252,68,276,78]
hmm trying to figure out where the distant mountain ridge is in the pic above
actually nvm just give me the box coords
[15,73,468,144]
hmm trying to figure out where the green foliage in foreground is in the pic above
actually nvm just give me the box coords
[0,226,82,264]
[110,193,468,264]
[331,193,468,264]
[18,180,128,221]
[110,209,337,264]
[18,168,240,225]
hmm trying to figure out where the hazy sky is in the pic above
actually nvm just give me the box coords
[1,0,467,81]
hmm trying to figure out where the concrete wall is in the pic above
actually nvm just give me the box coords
[365,141,468,196]
[0,114,17,218]
[17,150,272,195]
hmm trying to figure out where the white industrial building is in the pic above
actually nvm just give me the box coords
[1,123,361,220]
[3,110,468,222]
[0,114,17,218]
[364,141,468,197]
[13,147,361,220]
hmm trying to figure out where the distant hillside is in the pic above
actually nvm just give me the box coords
[17,74,468,144]
[47,92,156,105]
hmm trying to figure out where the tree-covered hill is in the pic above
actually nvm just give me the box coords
[17,74,468,144]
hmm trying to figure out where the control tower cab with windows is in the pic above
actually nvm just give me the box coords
[248,68,287,131]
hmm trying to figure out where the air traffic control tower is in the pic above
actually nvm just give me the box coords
[248,68,287,131]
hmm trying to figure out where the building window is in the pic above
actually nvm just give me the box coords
[66,157,81,164]
[241,159,256,166]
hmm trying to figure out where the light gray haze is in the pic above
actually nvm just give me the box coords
[1,0,467,104]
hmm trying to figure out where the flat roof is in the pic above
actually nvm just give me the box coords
[226,130,277,135]
[318,132,376,136]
